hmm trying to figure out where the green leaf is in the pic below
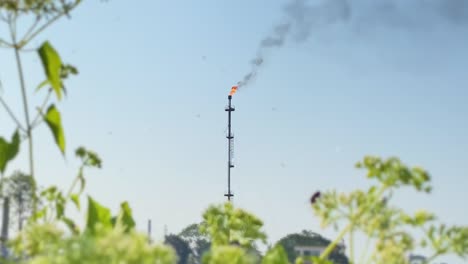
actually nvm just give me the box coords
[36,80,49,91]
[60,64,79,79]
[56,201,64,218]
[308,257,333,264]
[70,193,80,210]
[111,216,117,227]
[414,210,435,226]
[75,147,102,168]
[75,147,86,158]
[62,217,80,235]
[44,104,66,154]
[202,246,255,264]
[30,207,47,223]
[262,245,289,264]
[0,130,20,173]
[115,201,136,233]
[86,196,112,234]
[38,41,63,100]
[55,193,66,219]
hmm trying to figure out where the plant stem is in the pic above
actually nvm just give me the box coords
[15,48,36,210]
[10,16,37,214]
[12,50,31,155]
[20,16,41,43]
[66,166,84,198]
[19,0,82,47]
[0,38,13,48]
[0,96,26,132]
[320,186,389,260]
[320,223,352,260]
[31,89,52,129]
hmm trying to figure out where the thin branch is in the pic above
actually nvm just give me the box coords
[0,11,8,22]
[66,160,88,199]
[320,186,389,260]
[320,223,353,260]
[7,12,16,43]
[31,116,45,129]
[20,133,29,141]
[66,168,82,198]
[0,96,27,132]
[31,88,52,129]
[20,16,41,43]
[19,48,38,53]
[20,0,82,47]
[0,38,14,48]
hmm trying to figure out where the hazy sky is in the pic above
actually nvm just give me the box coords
[1,0,468,262]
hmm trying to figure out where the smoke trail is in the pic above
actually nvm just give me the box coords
[437,0,468,23]
[237,0,350,87]
[237,23,292,87]
[237,0,468,88]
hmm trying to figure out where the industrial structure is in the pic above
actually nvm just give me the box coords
[224,86,237,201]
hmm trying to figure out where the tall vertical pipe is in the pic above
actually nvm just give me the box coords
[225,95,235,201]
[147,219,152,244]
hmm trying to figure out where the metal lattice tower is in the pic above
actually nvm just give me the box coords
[224,95,235,201]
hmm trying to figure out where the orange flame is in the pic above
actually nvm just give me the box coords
[229,86,238,96]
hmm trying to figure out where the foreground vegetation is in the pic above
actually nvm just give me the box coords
[1,1,468,263]
[2,152,468,263]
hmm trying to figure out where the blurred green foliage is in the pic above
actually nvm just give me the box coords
[1,2,468,264]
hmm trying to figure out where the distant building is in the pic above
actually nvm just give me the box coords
[278,231,348,264]
[409,254,447,264]
[294,240,345,258]
[294,245,327,257]
[409,254,427,264]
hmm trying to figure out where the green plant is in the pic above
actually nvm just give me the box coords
[1,2,177,263]
[202,246,256,264]
[6,148,176,264]
[0,0,84,212]
[197,157,468,264]
[199,203,266,264]
[261,245,289,264]
[8,220,177,264]
[3,3,467,264]
[200,202,267,249]
[276,231,348,263]
[310,156,468,264]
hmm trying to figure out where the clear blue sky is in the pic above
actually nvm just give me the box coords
[1,0,468,261]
